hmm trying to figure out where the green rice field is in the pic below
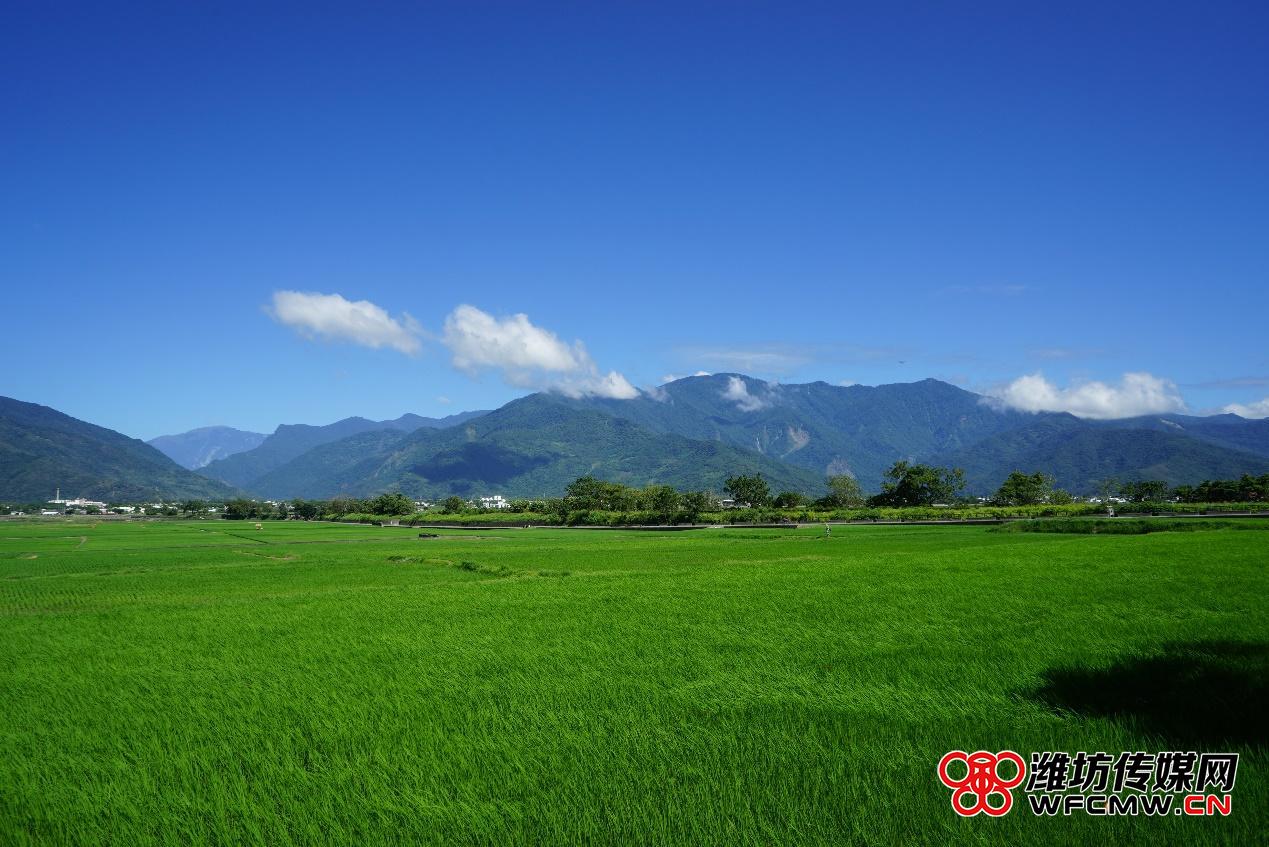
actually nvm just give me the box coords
[1,518,1265,845]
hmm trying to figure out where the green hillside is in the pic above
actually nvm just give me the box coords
[573,376,1269,495]
[944,415,1269,493]
[200,410,487,489]
[9,378,1262,506]
[1097,413,1269,458]
[569,374,1030,489]
[247,379,1269,499]
[249,394,825,499]
[0,397,237,503]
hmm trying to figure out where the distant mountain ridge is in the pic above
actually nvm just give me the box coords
[941,413,1269,493]
[1091,413,1269,459]
[245,394,824,500]
[148,426,267,469]
[0,397,237,502]
[563,374,1269,494]
[5,378,1268,504]
[198,409,489,490]
[223,377,1269,500]
[563,375,1034,490]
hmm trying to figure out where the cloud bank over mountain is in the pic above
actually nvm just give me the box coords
[990,372,1185,419]
[265,291,1260,420]
[722,376,772,412]
[1223,397,1269,419]
[442,304,637,399]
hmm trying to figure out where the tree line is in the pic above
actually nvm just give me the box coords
[194,469,1269,521]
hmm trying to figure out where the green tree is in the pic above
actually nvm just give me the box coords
[824,475,864,507]
[370,492,415,515]
[291,499,320,520]
[564,476,642,512]
[440,495,467,514]
[545,497,569,521]
[1171,484,1197,503]
[680,491,716,522]
[608,484,638,513]
[1184,474,1269,503]
[327,496,361,516]
[223,498,255,520]
[991,471,1056,506]
[869,461,965,507]
[724,474,770,508]
[1120,480,1169,503]
[641,485,681,522]
[773,491,807,509]
[565,476,608,510]
[1238,474,1269,501]
[179,499,206,517]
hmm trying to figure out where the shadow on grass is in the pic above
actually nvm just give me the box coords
[1028,640,1267,748]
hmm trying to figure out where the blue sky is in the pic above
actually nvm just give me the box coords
[3,1,1267,439]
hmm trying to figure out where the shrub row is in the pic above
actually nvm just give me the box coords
[322,500,1268,527]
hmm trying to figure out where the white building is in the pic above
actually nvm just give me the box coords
[47,490,107,510]
[478,495,510,510]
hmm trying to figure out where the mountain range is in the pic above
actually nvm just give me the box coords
[242,394,824,500]
[3,376,1268,504]
[562,375,1269,493]
[147,426,267,469]
[0,397,236,503]
[195,410,488,490]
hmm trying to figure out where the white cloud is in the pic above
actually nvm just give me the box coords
[722,376,772,412]
[441,304,637,399]
[267,294,638,398]
[660,371,711,383]
[444,304,584,374]
[990,372,1186,419]
[643,385,670,402]
[1222,397,1269,419]
[270,291,422,355]
[436,396,451,405]
[574,370,640,400]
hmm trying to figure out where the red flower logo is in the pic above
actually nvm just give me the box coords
[938,750,1027,816]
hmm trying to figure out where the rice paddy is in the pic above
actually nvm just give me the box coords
[1,518,1265,845]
